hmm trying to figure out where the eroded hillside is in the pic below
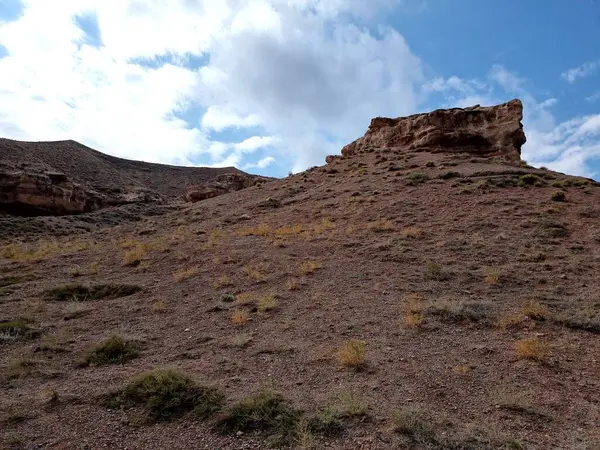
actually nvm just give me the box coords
[1,100,599,450]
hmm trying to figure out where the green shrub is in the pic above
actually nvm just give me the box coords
[104,369,224,422]
[43,284,141,301]
[83,336,140,366]
[0,319,39,341]
[406,173,429,185]
[518,174,544,187]
[424,263,449,281]
[216,390,301,446]
[550,191,566,202]
[438,171,461,180]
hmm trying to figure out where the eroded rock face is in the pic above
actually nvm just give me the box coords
[340,99,526,160]
[184,173,267,203]
[0,170,94,215]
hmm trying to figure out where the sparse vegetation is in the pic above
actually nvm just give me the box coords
[232,310,249,325]
[424,262,449,281]
[241,224,272,236]
[367,219,395,232]
[300,261,322,275]
[514,337,548,361]
[172,266,199,282]
[83,335,140,366]
[244,265,268,282]
[220,293,235,303]
[518,174,544,187]
[403,311,424,329]
[104,369,224,422]
[426,300,495,325]
[393,408,435,440]
[151,300,168,313]
[5,357,39,379]
[0,319,38,341]
[406,173,429,185]
[122,245,147,267]
[522,300,550,321]
[550,190,566,202]
[286,278,299,291]
[400,226,422,239]
[43,283,141,301]
[338,340,366,368]
[484,266,501,284]
[215,389,301,446]
[257,294,278,312]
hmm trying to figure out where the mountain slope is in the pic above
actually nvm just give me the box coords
[1,100,599,449]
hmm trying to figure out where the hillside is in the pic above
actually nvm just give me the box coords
[1,100,599,450]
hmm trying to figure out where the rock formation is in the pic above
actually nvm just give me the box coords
[184,173,266,203]
[339,99,526,160]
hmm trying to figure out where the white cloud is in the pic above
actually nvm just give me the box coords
[586,91,600,103]
[243,156,276,170]
[561,60,600,84]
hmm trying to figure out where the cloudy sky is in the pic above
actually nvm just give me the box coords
[1,0,599,179]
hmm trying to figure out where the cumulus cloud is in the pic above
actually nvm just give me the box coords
[561,60,600,84]
[0,0,598,178]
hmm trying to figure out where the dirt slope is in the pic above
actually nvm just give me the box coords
[1,109,600,449]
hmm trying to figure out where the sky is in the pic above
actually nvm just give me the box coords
[0,0,599,180]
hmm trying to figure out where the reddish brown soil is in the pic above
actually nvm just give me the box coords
[1,149,599,449]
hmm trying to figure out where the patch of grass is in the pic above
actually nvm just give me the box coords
[244,265,268,282]
[235,292,254,306]
[541,223,569,238]
[518,174,544,187]
[0,274,35,288]
[367,219,395,232]
[338,340,366,369]
[0,319,38,341]
[62,301,90,320]
[173,266,200,282]
[400,226,422,239]
[83,335,140,366]
[151,300,168,314]
[484,267,501,285]
[406,173,429,185]
[104,369,224,422]
[550,190,566,202]
[555,309,600,334]
[314,218,336,234]
[393,408,435,441]
[496,312,527,330]
[240,224,272,237]
[215,389,301,447]
[403,311,424,329]
[426,300,495,325]
[122,245,147,267]
[5,357,39,379]
[213,275,233,289]
[491,388,535,415]
[43,283,141,301]
[522,300,550,321]
[299,261,322,275]
[257,294,278,313]
[439,171,461,180]
[514,337,548,361]
[232,310,249,326]
[275,224,303,238]
[286,279,299,291]
[230,334,252,348]
[424,262,449,281]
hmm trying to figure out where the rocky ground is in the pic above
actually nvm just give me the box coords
[1,101,599,450]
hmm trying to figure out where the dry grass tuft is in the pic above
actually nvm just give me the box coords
[240,224,272,236]
[496,312,527,330]
[173,266,200,282]
[400,226,423,239]
[123,246,147,267]
[257,294,278,313]
[275,224,303,238]
[300,261,322,275]
[213,275,234,289]
[367,219,395,232]
[338,340,366,368]
[484,267,501,285]
[235,292,255,306]
[403,311,424,329]
[286,278,299,291]
[514,337,548,361]
[522,300,550,321]
[232,310,249,325]
[151,300,168,314]
[243,265,268,282]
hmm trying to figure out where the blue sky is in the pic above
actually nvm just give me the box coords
[0,0,599,179]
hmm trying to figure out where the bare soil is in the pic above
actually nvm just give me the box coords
[1,149,600,449]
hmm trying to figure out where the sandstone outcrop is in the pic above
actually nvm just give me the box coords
[184,173,267,203]
[340,99,526,160]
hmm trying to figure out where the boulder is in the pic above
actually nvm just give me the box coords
[341,99,526,160]
[184,173,269,203]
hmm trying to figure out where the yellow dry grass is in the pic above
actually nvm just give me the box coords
[338,340,366,368]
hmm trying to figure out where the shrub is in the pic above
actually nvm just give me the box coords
[0,319,38,341]
[403,311,424,329]
[122,246,147,267]
[406,173,429,185]
[220,294,235,303]
[400,227,423,239]
[232,310,249,325]
[426,300,496,325]
[338,340,366,368]
[522,300,550,321]
[484,267,501,285]
[518,174,543,187]
[392,408,434,440]
[257,294,278,313]
[83,336,140,366]
[104,369,224,422]
[550,190,566,202]
[514,337,548,361]
[43,284,141,301]
[215,390,301,446]
[439,171,461,180]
